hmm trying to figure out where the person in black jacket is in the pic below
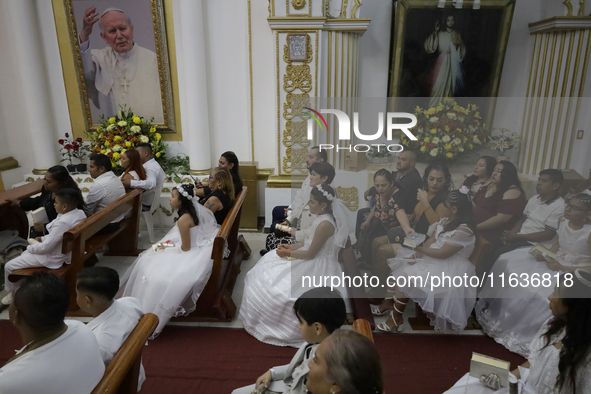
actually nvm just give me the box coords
[195,151,243,199]
[10,165,83,237]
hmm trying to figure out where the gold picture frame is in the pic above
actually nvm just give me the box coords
[52,0,182,140]
[388,0,516,124]
[286,33,310,62]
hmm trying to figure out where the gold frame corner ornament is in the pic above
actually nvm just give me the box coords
[52,0,182,141]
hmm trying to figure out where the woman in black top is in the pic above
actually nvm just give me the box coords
[195,151,243,198]
[11,165,82,237]
[201,167,234,225]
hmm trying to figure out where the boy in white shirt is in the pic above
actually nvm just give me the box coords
[232,287,347,394]
[76,266,146,390]
[2,188,87,305]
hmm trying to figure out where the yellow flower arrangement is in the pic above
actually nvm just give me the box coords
[86,107,167,169]
[399,98,490,162]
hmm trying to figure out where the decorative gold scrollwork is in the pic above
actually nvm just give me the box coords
[292,0,306,10]
[26,177,34,182]
[336,186,359,212]
[159,205,173,216]
[282,146,309,174]
[84,178,94,183]
[283,93,310,120]
[283,120,311,148]
[283,65,312,93]
[162,188,171,193]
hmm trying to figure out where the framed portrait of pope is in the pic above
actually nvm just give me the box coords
[56,0,178,134]
[388,0,515,124]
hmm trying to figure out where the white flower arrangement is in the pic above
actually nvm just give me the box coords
[118,121,127,127]
[130,125,141,133]
[489,128,520,154]
[140,135,150,143]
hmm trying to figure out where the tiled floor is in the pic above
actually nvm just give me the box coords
[0,227,484,336]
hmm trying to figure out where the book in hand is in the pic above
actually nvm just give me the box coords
[31,207,49,224]
[469,352,510,388]
[529,244,557,260]
[403,233,426,248]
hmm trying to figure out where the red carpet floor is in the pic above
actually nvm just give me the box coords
[0,322,525,393]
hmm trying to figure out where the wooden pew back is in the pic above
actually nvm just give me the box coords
[91,313,159,394]
[0,179,45,238]
[188,188,248,321]
[353,319,374,343]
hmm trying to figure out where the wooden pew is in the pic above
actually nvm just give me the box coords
[92,313,159,394]
[0,179,45,238]
[8,189,143,311]
[183,187,249,321]
[353,318,374,343]
[339,241,376,329]
[408,236,492,330]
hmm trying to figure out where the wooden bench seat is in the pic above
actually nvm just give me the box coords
[174,187,249,321]
[408,236,492,330]
[8,188,143,311]
[92,313,159,394]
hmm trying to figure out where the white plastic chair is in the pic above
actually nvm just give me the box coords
[141,183,163,244]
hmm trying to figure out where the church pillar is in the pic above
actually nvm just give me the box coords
[7,0,58,172]
[178,0,211,172]
[517,17,591,175]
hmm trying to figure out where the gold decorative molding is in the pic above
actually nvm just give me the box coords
[248,0,255,160]
[159,205,173,216]
[286,0,311,17]
[339,0,349,18]
[336,186,359,212]
[257,168,275,181]
[26,177,35,183]
[32,169,49,175]
[351,0,363,18]
[564,0,574,16]
[529,16,591,34]
[83,178,93,183]
[267,174,307,188]
[82,187,90,192]
[578,0,585,16]
[292,0,307,10]
[188,168,213,176]
[0,156,19,172]
[162,188,171,193]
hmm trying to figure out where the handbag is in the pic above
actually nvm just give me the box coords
[386,226,407,245]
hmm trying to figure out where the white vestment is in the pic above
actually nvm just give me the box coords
[0,320,105,394]
[4,209,87,292]
[87,297,146,390]
[80,40,164,123]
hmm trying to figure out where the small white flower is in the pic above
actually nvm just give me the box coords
[473,136,481,143]
[130,125,141,133]
[432,137,440,144]
[106,124,116,132]
[430,148,438,157]
[429,116,439,123]
[459,147,464,152]
[118,121,127,127]
[442,135,451,143]
[140,135,149,143]
[453,138,462,145]
[112,144,122,152]
[447,112,456,119]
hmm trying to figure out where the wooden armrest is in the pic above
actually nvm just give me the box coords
[353,319,374,343]
[91,313,159,394]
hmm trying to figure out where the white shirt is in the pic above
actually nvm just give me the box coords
[0,320,104,394]
[286,175,312,224]
[85,171,127,223]
[80,40,164,124]
[519,195,565,247]
[130,158,166,206]
[121,170,139,181]
[87,297,145,390]
[25,209,88,269]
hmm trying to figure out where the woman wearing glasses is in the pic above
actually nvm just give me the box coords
[476,191,591,356]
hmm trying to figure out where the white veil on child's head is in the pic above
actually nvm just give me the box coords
[314,184,353,249]
[176,184,220,235]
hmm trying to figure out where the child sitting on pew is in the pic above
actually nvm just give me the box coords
[2,188,87,306]
[76,267,146,390]
[232,287,347,394]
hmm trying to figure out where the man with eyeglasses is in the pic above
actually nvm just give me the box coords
[476,169,566,280]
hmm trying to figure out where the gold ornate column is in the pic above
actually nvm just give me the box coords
[517,16,591,175]
[267,1,370,187]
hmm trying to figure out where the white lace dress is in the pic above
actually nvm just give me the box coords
[118,205,220,338]
[239,214,347,347]
[444,319,591,394]
[387,218,476,332]
[476,219,591,356]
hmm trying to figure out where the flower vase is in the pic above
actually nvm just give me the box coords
[66,164,77,173]
[76,163,87,173]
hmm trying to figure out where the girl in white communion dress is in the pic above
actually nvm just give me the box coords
[476,192,591,357]
[239,184,353,347]
[118,184,220,337]
[372,187,477,333]
[445,270,591,394]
